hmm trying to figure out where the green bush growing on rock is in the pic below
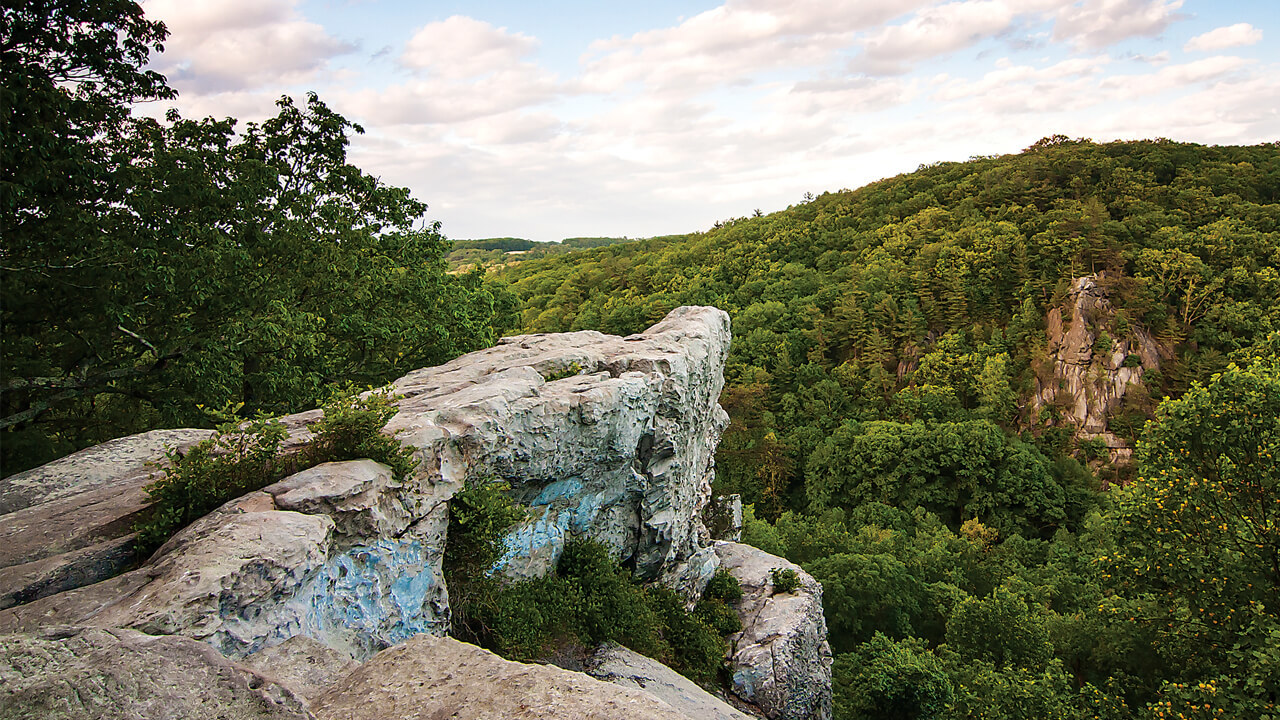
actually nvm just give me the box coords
[446,519,741,687]
[135,388,415,556]
[771,567,802,594]
[135,413,288,554]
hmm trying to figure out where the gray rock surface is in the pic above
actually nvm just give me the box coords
[311,634,694,720]
[0,429,214,515]
[705,494,744,541]
[265,459,413,539]
[0,307,834,718]
[1033,275,1167,466]
[0,429,214,609]
[242,633,359,705]
[586,642,758,720]
[0,626,308,719]
[715,542,832,720]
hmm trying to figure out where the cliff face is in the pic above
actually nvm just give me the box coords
[0,307,831,720]
[1032,276,1168,465]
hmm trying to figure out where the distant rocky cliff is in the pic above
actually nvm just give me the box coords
[0,307,831,720]
[1032,275,1169,466]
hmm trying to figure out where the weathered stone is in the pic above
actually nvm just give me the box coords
[0,504,336,658]
[586,642,758,720]
[705,494,744,541]
[1033,275,1168,466]
[265,459,412,538]
[311,634,694,720]
[0,429,213,516]
[0,429,216,613]
[385,305,732,582]
[242,633,359,705]
[0,308,835,716]
[715,542,832,720]
[0,534,135,611]
[0,626,308,719]
[0,304,737,648]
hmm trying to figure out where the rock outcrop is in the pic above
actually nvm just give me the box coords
[310,634,696,720]
[715,542,832,720]
[0,626,309,719]
[0,307,731,658]
[1033,275,1167,465]
[0,429,214,610]
[0,306,832,718]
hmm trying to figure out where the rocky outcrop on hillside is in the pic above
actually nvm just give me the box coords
[1033,275,1168,464]
[0,307,731,657]
[715,542,832,720]
[0,306,831,718]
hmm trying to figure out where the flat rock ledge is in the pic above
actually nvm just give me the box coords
[311,634,696,720]
[0,626,309,720]
[585,642,758,720]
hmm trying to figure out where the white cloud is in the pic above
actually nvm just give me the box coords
[330,17,565,127]
[1184,23,1263,53]
[580,1,934,95]
[1053,0,1184,50]
[1100,55,1253,96]
[852,1,1019,75]
[400,16,539,79]
[143,0,354,95]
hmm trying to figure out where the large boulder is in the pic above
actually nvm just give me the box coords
[715,542,832,720]
[0,429,214,610]
[585,642,758,720]
[0,626,308,720]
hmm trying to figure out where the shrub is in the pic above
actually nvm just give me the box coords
[444,479,528,646]
[449,534,739,687]
[834,634,953,720]
[136,387,416,556]
[771,567,801,594]
[135,414,287,554]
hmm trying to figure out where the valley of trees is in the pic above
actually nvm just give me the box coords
[3,2,1278,718]
[498,139,1280,718]
[445,235,636,273]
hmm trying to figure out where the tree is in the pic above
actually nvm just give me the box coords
[1104,350,1279,715]
[833,634,952,720]
[2,3,511,473]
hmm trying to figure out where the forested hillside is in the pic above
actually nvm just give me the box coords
[499,139,1280,719]
[445,236,636,273]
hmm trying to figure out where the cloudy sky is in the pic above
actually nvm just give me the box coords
[139,0,1279,242]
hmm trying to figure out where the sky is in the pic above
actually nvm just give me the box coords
[138,0,1280,243]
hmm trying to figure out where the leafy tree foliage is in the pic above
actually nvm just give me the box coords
[2,3,514,474]
[501,139,1279,523]
[1102,351,1280,716]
